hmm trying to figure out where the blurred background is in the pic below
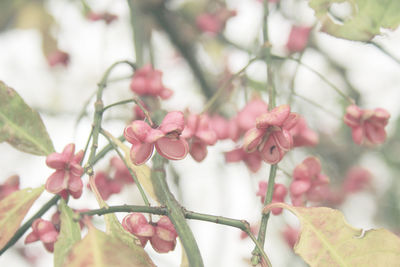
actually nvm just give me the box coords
[0,0,400,266]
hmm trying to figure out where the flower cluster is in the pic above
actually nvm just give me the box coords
[289,157,329,206]
[122,213,178,253]
[256,182,287,215]
[124,111,189,165]
[25,219,59,253]
[45,144,84,199]
[130,64,173,100]
[344,105,390,145]
[0,175,19,201]
[243,105,299,164]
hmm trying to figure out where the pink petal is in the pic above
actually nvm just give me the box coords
[150,235,176,253]
[45,170,67,194]
[72,150,84,164]
[68,175,83,194]
[293,163,310,181]
[256,105,290,128]
[130,141,154,165]
[365,123,386,144]
[244,152,262,173]
[25,232,39,244]
[70,162,84,177]
[237,99,268,131]
[290,180,311,196]
[159,88,174,99]
[195,129,217,145]
[303,157,321,178]
[189,141,208,162]
[40,231,59,243]
[243,128,265,152]
[259,135,284,164]
[282,113,299,130]
[159,111,185,134]
[351,126,364,145]
[130,76,147,95]
[286,26,311,53]
[155,137,189,160]
[46,152,68,170]
[210,115,230,140]
[145,129,165,143]
[124,121,152,143]
[272,129,293,151]
[225,148,244,162]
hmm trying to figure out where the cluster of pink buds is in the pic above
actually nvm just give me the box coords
[243,105,299,164]
[289,157,329,206]
[182,113,217,162]
[196,8,237,35]
[286,26,312,53]
[87,12,118,24]
[45,144,84,199]
[122,214,178,253]
[124,111,189,165]
[25,219,59,253]
[88,157,134,200]
[130,64,173,100]
[256,182,287,215]
[344,105,390,145]
[0,175,19,201]
[47,50,70,67]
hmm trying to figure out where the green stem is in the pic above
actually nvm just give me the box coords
[102,99,135,112]
[292,92,341,119]
[127,0,144,67]
[100,129,151,206]
[151,154,204,267]
[0,195,61,256]
[77,204,271,265]
[85,60,136,175]
[263,1,275,109]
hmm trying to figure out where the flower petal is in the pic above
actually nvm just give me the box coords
[260,135,284,164]
[256,105,290,128]
[159,111,185,134]
[45,170,67,194]
[124,121,152,143]
[272,129,293,151]
[303,157,321,178]
[130,141,154,165]
[155,137,189,160]
[189,141,208,162]
[365,123,386,144]
[243,128,265,152]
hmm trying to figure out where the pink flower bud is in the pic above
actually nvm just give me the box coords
[286,26,311,53]
[25,219,59,253]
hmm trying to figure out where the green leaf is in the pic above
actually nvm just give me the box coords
[0,81,55,155]
[54,200,81,267]
[264,203,400,267]
[63,224,154,267]
[309,0,400,41]
[0,186,44,249]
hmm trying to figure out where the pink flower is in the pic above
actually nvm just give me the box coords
[45,144,84,199]
[47,50,70,67]
[243,105,299,164]
[257,182,287,215]
[344,105,390,145]
[122,213,155,247]
[182,113,218,162]
[289,116,319,147]
[225,148,262,173]
[343,167,372,194]
[25,219,59,253]
[150,216,178,253]
[0,175,19,200]
[124,111,189,165]
[110,156,134,184]
[130,64,173,99]
[90,172,122,200]
[286,26,311,53]
[289,157,329,206]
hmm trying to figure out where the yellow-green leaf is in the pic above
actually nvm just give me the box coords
[63,224,153,267]
[54,200,81,267]
[0,186,44,249]
[264,203,400,267]
[0,81,55,155]
[309,0,400,41]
